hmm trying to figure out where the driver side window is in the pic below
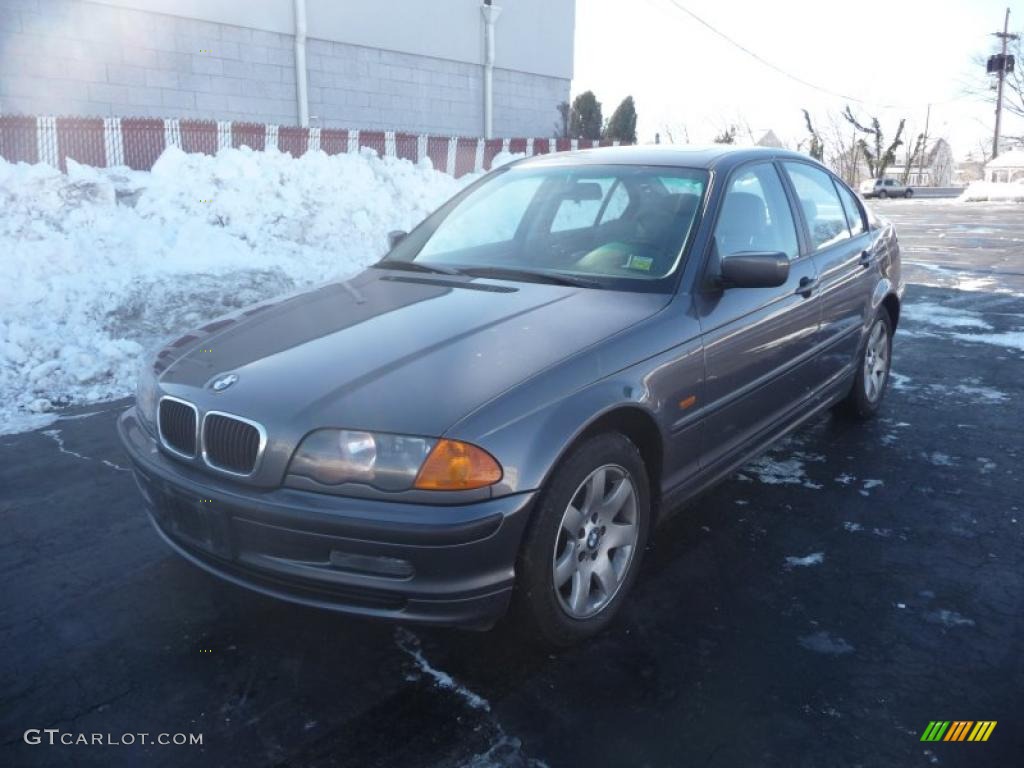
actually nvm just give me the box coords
[714,163,799,261]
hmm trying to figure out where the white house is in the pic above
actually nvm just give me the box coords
[984,149,1024,183]
[0,0,575,138]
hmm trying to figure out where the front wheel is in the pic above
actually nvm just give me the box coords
[837,311,893,420]
[510,432,651,646]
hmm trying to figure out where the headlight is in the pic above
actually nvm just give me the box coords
[288,430,502,492]
[135,362,160,433]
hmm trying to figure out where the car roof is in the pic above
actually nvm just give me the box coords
[512,144,816,173]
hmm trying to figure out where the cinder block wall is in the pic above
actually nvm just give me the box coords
[0,0,570,137]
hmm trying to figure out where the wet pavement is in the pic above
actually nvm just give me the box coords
[2,200,1022,767]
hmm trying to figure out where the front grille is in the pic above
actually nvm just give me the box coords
[203,413,262,475]
[158,398,197,457]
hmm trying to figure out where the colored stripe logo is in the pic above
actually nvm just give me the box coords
[920,721,997,742]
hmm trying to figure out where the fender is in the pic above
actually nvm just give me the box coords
[451,335,704,499]
[870,277,895,320]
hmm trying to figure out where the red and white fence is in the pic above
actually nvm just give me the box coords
[0,116,622,177]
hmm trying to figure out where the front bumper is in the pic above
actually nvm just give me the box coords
[117,408,534,628]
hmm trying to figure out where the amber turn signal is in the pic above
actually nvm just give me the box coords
[414,439,502,490]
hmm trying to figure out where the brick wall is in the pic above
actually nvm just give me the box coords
[0,0,571,138]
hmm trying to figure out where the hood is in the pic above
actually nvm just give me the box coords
[157,268,671,437]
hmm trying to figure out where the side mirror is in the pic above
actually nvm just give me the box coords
[387,230,408,250]
[719,251,790,289]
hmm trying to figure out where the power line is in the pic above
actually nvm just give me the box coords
[656,0,962,111]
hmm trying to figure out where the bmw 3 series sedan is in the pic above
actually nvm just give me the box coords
[119,145,902,646]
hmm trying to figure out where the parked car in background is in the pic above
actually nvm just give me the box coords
[860,177,914,198]
[119,145,903,646]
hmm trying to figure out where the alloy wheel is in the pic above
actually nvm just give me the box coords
[863,320,890,402]
[552,464,639,619]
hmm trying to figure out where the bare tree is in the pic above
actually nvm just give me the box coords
[842,106,906,179]
[822,111,864,186]
[736,117,758,145]
[801,109,825,161]
[899,132,927,184]
[662,122,691,144]
[962,32,1024,139]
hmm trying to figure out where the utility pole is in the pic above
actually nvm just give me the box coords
[918,102,931,184]
[992,7,1019,159]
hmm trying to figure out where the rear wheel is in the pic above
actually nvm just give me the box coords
[838,311,893,420]
[510,432,650,646]
[905,188,914,199]
[878,189,889,199]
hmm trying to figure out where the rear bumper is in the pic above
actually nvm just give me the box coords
[118,408,534,628]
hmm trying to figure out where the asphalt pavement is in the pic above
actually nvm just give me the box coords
[2,200,1022,768]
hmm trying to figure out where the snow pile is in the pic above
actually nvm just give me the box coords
[0,146,495,433]
[958,181,1024,202]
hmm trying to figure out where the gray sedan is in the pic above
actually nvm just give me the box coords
[119,145,902,646]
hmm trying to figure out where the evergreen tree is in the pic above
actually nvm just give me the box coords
[603,96,637,143]
[570,91,603,141]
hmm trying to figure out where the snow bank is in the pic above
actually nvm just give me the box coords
[958,181,1024,202]
[0,146,490,433]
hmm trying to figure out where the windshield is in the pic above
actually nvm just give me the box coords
[382,163,709,291]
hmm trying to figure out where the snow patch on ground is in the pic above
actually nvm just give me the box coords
[889,371,914,391]
[902,260,1023,296]
[0,147,477,434]
[927,381,1009,404]
[394,627,549,768]
[954,383,1010,402]
[923,452,956,467]
[785,552,825,567]
[950,330,1024,352]
[902,302,992,330]
[741,439,826,489]
[40,428,129,471]
[959,181,1024,203]
[861,479,884,494]
[460,736,550,768]
[395,628,491,712]
[798,631,854,655]
[925,610,975,628]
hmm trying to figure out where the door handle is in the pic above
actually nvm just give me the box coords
[795,276,818,298]
[858,250,873,269]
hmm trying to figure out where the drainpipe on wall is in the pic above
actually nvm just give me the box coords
[480,2,502,139]
[294,0,309,127]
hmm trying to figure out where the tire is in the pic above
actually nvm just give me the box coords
[510,432,651,647]
[878,189,888,199]
[905,189,914,199]
[837,310,893,420]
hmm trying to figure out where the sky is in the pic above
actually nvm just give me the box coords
[572,0,1023,159]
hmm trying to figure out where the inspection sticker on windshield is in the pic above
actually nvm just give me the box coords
[625,254,653,271]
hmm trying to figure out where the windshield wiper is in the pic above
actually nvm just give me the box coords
[461,266,600,288]
[374,259,463,276]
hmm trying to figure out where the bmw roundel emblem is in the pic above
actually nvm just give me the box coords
[211,373,239,392]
